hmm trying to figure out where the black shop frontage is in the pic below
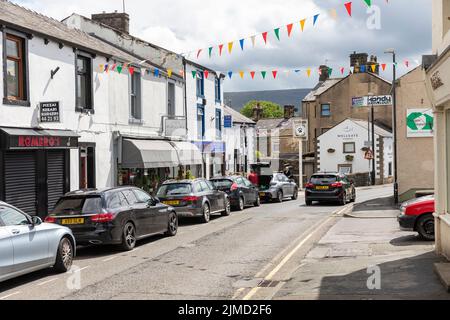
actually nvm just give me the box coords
[0,127,79,217]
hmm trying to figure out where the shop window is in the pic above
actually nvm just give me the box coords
[75,54,93,111]
[343,142,356,154]
[321,104,331,117]
[3,32,29,105]
[130,70,142,121]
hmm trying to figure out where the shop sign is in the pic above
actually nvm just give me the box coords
[39,102,60,123]
[224,115,233,128]
[9,135,78,149]
[352,95,393,108]
[407,108,434,138]
[430,71,444,91]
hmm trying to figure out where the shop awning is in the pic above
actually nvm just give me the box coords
[171,141,203,166]
[122,139,179,169]
[0,127,79,150]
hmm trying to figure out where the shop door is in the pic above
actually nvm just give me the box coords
[47,150,65,212]
[79,146,95,189]
[4,151,38,216]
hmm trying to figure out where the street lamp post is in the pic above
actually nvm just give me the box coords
[385,49,399,204]
[368,93,376,186]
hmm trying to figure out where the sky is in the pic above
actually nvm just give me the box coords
[15,0,432,92]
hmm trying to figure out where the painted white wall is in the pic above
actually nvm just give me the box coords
[223,124,255,173]
[383,137,394,177]
[318,119,382,176]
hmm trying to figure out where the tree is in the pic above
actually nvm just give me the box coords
[240,100,284,119]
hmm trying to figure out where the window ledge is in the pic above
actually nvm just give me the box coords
[129,118,144,125]
[3,98,31,107]
[75,107,95,115]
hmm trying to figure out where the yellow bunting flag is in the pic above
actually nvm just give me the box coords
[371,65,376,73]
[239,71,245,79]
[300,19,306,31]
[228,42,234,54]
[168,69,173,78]
[306,68,311,77]
[99,64,104,72]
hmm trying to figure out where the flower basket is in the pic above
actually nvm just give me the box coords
[327,148,336,153]
[345,155,354,162]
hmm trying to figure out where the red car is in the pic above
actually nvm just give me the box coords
[398,195,435,240]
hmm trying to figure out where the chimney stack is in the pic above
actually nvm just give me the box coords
[284,105,295,119]
[92,11,130,34]
[319,65,331,82]
[252,102,263,122]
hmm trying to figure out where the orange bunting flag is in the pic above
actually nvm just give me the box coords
[262,32,268,44]
[272,70,278,79]
[344,2,352,17]
[239,71,244,79]
[381,63,387,71]
[197,49,202,59]
[250,71,256,79]
[287,23,294,37]
[300,19,306,31]
[306,68,311,77]
[204,70,209,79]
[228,42,234,54]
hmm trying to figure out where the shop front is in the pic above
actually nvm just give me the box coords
[192,141,226,179]
[117,137,203,194]
[0,127,79,217]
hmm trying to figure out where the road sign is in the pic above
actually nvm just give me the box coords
[364,149,374,160]
[293,120,308,139]
[224,115,233,128]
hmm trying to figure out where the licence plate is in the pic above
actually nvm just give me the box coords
[164,200,180,206]
[259,192,266,197]
[61,218,85,225]
[316,186,329,190]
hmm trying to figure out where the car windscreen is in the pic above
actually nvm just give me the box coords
[210,179,233,188]
[157,184,193,197]
[52,196,103,216]
[310,175,338,184]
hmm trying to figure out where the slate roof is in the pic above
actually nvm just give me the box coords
[302,78,345,102]
[0,0,149,65]
[256,117,303,131]
[223,106,255,125]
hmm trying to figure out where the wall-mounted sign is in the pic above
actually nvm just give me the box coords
[430,71,444,91]
[407,108,434,138]
[39,102,60,123]
[292,119,308,140]
[352,95,393,108]
[165,118,187,137]
[224,115,233,128]
[9,135,78,149]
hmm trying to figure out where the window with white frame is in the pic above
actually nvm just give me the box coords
[130,70,142,120]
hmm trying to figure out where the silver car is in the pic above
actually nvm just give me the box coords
[0,201,75,283]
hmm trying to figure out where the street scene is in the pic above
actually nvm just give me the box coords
[0,0,450,306]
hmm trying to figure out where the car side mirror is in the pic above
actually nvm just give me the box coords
[31,216,42,226]
[148,198,158,207]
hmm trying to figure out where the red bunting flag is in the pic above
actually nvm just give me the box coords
[250,71,256,79]
[287,23,294,37]
[197,49,202,59]
[128,67,135,75]
[381,63,387,71]
[204,70,209,79]
[272,70,278,79]
[404,60,409,68]
[219,44,224,56]
[110,64,117,71]
[344,2,352,17]
[340,67,345,75]
[262,32,268,44]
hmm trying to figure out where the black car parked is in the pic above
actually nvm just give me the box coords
[305,172,356,206]
[45,187,178,251]
[210,176,260,211]
[156,179,231,223]
[258,172,299,203]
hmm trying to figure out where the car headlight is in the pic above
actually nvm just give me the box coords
[400,206,406,215]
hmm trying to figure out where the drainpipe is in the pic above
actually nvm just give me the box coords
[183,58,188,139]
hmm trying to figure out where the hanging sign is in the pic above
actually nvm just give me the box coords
[406,108,434,138]
[39,101,60,123]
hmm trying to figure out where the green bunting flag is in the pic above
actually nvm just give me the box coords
[117,65,123,74]
[274,28,280,41]
[261,71,267,79]
[209,47,213,58]
[192,70,197,79]
[363,0,371,6]
[328,68,333,77]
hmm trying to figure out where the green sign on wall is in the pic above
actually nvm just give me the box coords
[407,109,434,138]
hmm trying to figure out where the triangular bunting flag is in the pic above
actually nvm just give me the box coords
[371,65,376,73]
[272,70,278,79]
[208,47,213,58]
[128,66,135,75]
[117,65,123,74]
[329,8,337,20]
[228,71,233,79]
[328,68,333,76]
[204,70,209,79]
[99,64,104,72]
[228,42,234,54]
[261,71,267,79]
[239,39,245,51]
[313,14,320,26]
[345,2,352,17]
[154,68,160,77]
[340,67,345,75]
[300,19,306,31]
[262,32,268,44]
[251,35,256,47]
[287,23,294,37]
[239,71,244,79]
[250,71,256,79]
[363,0,371,7]
[110,64,117,71]
[274,28,280,41]
[219,44,224,56]
[381,63,387,71]
[104,64,109,73]
[294,69,301,73]
[168,69,173,78]
[197,49,202,59]
[360,65,366,72]
[404,60,409,68]
[306,68,311,77]
[192,70,197,79]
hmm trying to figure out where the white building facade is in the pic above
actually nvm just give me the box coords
[317,119,393,184]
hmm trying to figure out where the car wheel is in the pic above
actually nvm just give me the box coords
[340,193,347,206]
[120,222,137,251]
[165,212,178,237]
[306,200,312,206]
[276,191,283,203]
[222,198,231,216]
[254,195,261,207]
[200,203,211,223]
[54,237,73,273]
[237,197,245,211]
[416,214,435,241]
[292,188,298,200]
[350,191,356,203]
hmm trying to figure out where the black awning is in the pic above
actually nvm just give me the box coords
[0,127,79,150]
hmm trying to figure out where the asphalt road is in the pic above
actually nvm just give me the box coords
[0,185,393,300]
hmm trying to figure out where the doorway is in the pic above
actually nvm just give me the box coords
[79,144,96,189]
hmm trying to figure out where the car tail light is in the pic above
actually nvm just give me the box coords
[305,183,314,189]
[91,213,114,223]
[45,216,56,223]
[331,182,343,188]
[230,183,238,191]
[182,196,199,202]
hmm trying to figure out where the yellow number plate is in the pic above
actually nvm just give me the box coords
[316,186,329,190]
[164,200,180,206]
[61,218,85,225]
[259,192,266,197]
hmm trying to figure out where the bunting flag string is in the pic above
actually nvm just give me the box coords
[183,0,385,59]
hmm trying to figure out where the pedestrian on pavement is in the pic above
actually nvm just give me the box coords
[248,169,259,186]
[284,166,294,180]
